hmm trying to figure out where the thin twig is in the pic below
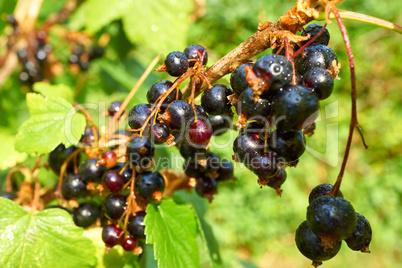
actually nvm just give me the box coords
[72,103,99,131]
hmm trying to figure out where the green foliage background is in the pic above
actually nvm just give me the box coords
[0,0,401,267]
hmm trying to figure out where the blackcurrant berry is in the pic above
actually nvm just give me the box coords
[208,115,232,136]
[127,137,155,168]
[269,129,306,163]
[230,63,253,95]
[103,170,125,193]
[273,84,319,130]
[61,174,88,200]
[122,236,137,251]
[179,141,207,162]
[150,123,170,144]
[108,101,123,117]
[253,54,293,91]
[295,221,341,263]
[295,44,338,74]
[164,51,189,77]
[79,158,106,183]
[183,161,203,178]
[307,196,357,240]
[164,100,194,130]
[103,193,127,220]
[233,133,265,163]
[248,151,278,178]
[147,80,182,108]
[80,126,100,145]
[127,211,146,239]
[216,158,234,181]
[135,171,165,202]
[0,191,17,200]
[308,184,344,204]
[188,119,213,145]
[73,203,99,228]
[201,84,233,116]
[102,224,124,247]
[240,122,267,135]
[88,46,105,60]
[184,44,208,67]
[128,104,152,130]
[237,88,272,120]
[266,167,287,192]
[303,67,334,100]
[195,176,217,201]
[101,150,118,168]
[48,144,80,175]
[345,213,372,252]
[302,23,330,46]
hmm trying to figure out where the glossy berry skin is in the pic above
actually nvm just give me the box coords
[216,158,234,181]
[103,193,127,220]
[345,213,372,252]
[165,100,194,130]
[230,63,253,95]
[308,184,344,204]
[62,174,88,200]
[102,224,124,247]
[122,236,137,251]
[150,123,170,144]
[80,126,100,145]
[188,119,212,145]
[273,84,319,130]
[88,46,105,60]
[127,137,154,168]
[295,221,341,262]
[179,141,207,162]
[233,133,265,163]
[269,130,306,163]
[208,115,232,136]
[108,101,123,117]
[295,44,338,74]
[303,67,334,100]
[267,168,287,190]
[127,211,146,239]
[195,176,217,199]
[183,161,203,178]
[101,150,118,168]
[103,171,125,192]
[73,203,99,228]
[201,84,233,116]
[248,151,278,178]
[184,44,208,67]
[147,80,182,108]
[79,158,106,183]
[253,54,293,91]
[302,23,330,46]
[164,51,189,77]
[237,88,272,119]
[48,144,80,175]
[240,122,266,135]
[121,166,133,184]
[307,196,357,240]
[128,104,152,130]
[135,171,165,202]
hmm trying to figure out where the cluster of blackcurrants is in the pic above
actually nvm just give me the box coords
[127,44,234,202]
[68,45,105,71]
[295,183,372,267]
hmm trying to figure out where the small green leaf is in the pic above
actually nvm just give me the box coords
[122,0,193,54]
[0,129,27,170]
[86,0,130,33]
[145,199,199,268]
[15,93,86,155]
[0,197,96,267]
[33,82,74,103]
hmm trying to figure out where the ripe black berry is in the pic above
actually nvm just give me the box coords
[88,46,105,60]
[266,167,287,192]
[269,129,306,163]
[73,203,99,228]
[127,137,155,168]
[128,104,152,130]
[200,152,221,174]
[135,171,165,202]
[295,221,341,263]
[79,158,106,183]
[164,51,189,77]
[48,144,80,175]
[80,126,100,145]
[61,174,88,200]
[237,88,272,120]
[302,23,330,46]
[164,100,194,130]
[184,44,208,67]
[103,170,125,192]
[183,161,203,178]
[295,44,338,74]
[273,84,319,130]
[345,213,372,252]
[253,54,293,91]
[108,101,123,117]
[307,196,357,240]
[195,176,217,201]
[147,80,182,108]
[179,141,207,162]
[308,184,344,204]
[103,193,127,220]
[201,84,233,116]
[102,224,124,247]
[248,151,278,178]
[230,63,253,95]
[303,67,334,100]
[233,133,264,163]
[188,119,213,145]
[127,211,146,239]
[208,115,232,136]
[216,158,234,181]
[150,123,170,144]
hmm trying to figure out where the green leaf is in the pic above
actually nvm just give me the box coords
[97,59,135,90]
[0,197,96,267]
[0,129,27,170]
[121,0,193,55]
[33,82,74,103]
[15,93,86,155]
[145,199,199,268]
[86,0,129,33]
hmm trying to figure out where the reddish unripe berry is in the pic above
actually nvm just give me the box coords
[122,236,137,251]
[102,151,118,168]
[103,171,125,192]
[102,224,124,247]
[188,119,212,145]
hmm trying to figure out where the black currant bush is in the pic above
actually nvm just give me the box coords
[0,0,401,268]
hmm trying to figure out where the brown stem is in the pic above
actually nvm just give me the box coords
[5,166,32,191]
[40,0,78,31]
[31,174,41,212]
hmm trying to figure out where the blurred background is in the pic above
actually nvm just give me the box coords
[0,0,401,267]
